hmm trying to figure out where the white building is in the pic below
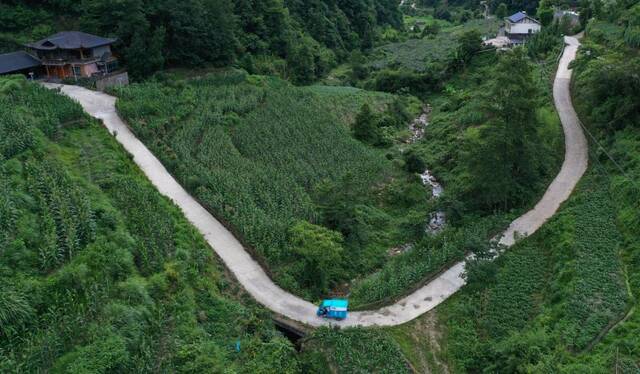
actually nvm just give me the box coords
[505,11,541,44]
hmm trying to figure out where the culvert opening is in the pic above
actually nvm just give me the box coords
[273,319,306,351]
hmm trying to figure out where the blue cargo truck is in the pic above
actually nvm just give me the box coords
[316,299,348,320]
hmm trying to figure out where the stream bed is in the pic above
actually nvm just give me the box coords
[408,105,446,234]
[420,169,446,234]
[390,106,445,256]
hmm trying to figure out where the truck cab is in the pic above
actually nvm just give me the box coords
[316,299,348,320]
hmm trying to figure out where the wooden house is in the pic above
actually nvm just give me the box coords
[26,31,118,79]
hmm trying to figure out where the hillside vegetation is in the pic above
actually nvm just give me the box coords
[4,0,639,371]
[0,77,307,373]
[397,2,640,372]
[347,34,564,308]
[113,6,566,309]
[0,0,402,82]
[439,171,633,372]
[114,70,438,300]
[367,18,500,72]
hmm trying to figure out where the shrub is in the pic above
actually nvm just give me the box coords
[404,151,426,173]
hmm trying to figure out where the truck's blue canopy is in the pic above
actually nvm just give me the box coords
[317,299,349,319]
[320,299,348,310]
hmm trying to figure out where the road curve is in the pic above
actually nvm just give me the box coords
[43,36,587,327]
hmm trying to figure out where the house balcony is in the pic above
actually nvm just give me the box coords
[40,57,101,66]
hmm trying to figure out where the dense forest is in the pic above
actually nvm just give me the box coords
[0,0,402,81]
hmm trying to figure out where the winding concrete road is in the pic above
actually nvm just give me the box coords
[43,36,587,328]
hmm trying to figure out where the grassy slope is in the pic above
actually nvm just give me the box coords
[438,172,630,372]
[387,23,640,373]
[346,48,564,309]
[0,80,302,373]
[306,328,412,373]
[112,66,518,310]
[324,18,500,85]
[301,35,569,373]
[114,69,435,300]
[368,18,501,72]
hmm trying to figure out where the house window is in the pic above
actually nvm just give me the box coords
[106,60,119,73]
[72,65,81,77]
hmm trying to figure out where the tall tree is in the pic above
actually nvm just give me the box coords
[453,30,483,70]
[496,3,508,19]
[125,25,165,78]
[353,103,380,144]
[537,0,555,26]
[287,36,316,83]
[463,49,544,210]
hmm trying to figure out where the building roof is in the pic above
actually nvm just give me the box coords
[0,51,41,74]
[507,11,540,24]
[26,31,116,51]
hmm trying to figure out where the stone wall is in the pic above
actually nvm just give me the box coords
[96,71,129,91]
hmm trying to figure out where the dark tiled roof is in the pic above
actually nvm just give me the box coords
[0,51,41,74]
[27,31,116,50]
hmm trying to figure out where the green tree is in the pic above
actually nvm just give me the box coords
[490,329,552,372]
[463,49,543,211]
[350,50,369,81]
[459,9,474,23]
[246,338,301,374]
[0,287,33,337]
[435,6,452,21]
[353,103,380,144]
[496,3,508,19]
[623,4,640,47]
[289,221,345,294]
[125,25,165,78]
[421,21,440,37]
[578,0,595,27]
[537,0,555,27]
[404,151,426,173]
[453,30,483,70]
[526,22,562,58]
[288,36,317,84]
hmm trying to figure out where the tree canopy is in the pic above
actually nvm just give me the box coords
[462,49,545,211]
[1,0,402,80]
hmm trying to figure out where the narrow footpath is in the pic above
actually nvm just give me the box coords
[44,36,587,328]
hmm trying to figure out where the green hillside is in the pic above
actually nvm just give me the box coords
[368,18,501,72]
[384,3,640,372]
[0,0,402,81]
[1,0,639,372]
[113,70,436,300]
[111,9,566,308]
[0,77,304,373]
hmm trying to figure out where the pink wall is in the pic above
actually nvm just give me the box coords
[82,63,99,77]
